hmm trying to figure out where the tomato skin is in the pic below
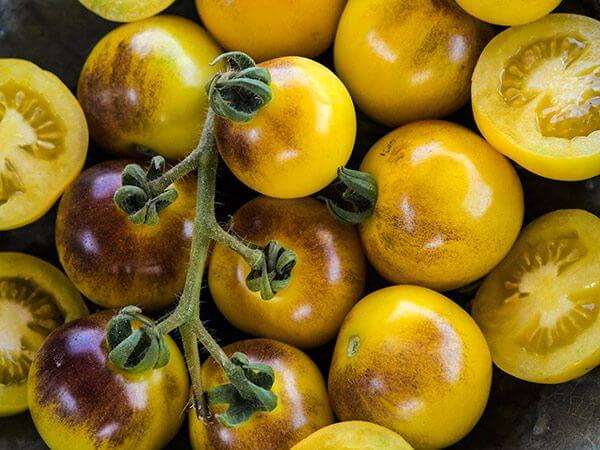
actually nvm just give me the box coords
[291,421,414,450]
[77,16,222,160]
[472,209,600,384]
[189,339,334,450]
[195,0,346,62]
[0,253,88,417]
[27,310,189,450]
[329,286,492,450]
[79,0,176,23]
[55,160,195,310]
[0,59,88,231]
[472,14,600,181]
[216,56,356,199]
[334,0,493,127]
[359,120,524,291]
[455,0,562,26]
[209,196,366,348]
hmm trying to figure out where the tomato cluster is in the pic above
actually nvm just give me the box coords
[1,1,599,449]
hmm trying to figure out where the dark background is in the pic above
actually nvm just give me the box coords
[0,0,599,448]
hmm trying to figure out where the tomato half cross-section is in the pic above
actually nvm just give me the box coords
[472,14,600,181]
[0,59,88,230]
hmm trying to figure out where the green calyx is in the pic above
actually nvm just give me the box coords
[113,156,178,226]
[206,352,277,427]
[242,238,297,301]
[320,167,378,225]
[206,51,272,122]
[106,306,170,373]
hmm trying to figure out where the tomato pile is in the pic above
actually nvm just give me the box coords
[0,1,599,449]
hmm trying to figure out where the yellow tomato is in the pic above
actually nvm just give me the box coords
[189,339,334,449]
[28,310,189,450]
[0,59,88,230]
[455,0,562,26]
[195,0,346,62]
[329,285,492,449]
[291,421,414,450]
[334,0,493,127]
[55,160,196,311]
[472,209,600,384]
[472,14,600,181]
[209,196,366,348]
[0,253,88,417]
[359,120,524,291]
[78,16,222,160]
[216,56,356,199]
[79,0,176,22]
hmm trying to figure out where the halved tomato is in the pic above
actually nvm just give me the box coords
[79,0,175,22]
[472,209,600,383]
[0,59,88,230]
[472,14,600,181]
[0,253,88,417]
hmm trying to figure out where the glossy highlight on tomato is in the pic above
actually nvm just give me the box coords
[472,209,600,384]
[0,253,88,417]
[209,196,366,348]
[55,160,196,310]
[216,56,356,199]
[472,14,600,181]
[196,0,346,62]
[334,0,493,127]
[329,286,492,449]
[189,339,334,450]
[359,120,524,291]
[0,59,88,230]
[78,16,222,160]
[28,310,189,450]
[455,0,562,26]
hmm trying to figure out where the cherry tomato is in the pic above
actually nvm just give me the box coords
[472,14,600,181]
[78,16,222,160]
[189,339,334,449]
[0,253,88,417]
[79,0,176,23]
[456,0,562,26]
[209,196,366,348]
[329,285,492,449]
[55,160,196,310]
[359,120,524,291]
[196,0,346,62]
[472,209,600,384]
[216,56,356,199]
[28,310,189,450]
[291,421,414,450]
[334,0,493,127]
[0,59,88,230]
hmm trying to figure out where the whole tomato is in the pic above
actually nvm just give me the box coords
[189,339,334,450]
[455,0,562,25]
[196,0,346,62]
[329,285,492,449]
[55,160,196,310]
[359,120,524,291]
[28,310,189,450]
[216,56,356,199]
[334,0,493,127]
[78,16,222,160]
[209,196,366,348]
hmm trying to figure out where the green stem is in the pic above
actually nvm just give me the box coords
[180,323,207,418]
[209,226,264,270]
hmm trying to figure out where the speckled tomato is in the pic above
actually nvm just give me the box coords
[334,0,493,127]
[329,286,492,449]
[28,310,189,450]
[209,196,366,348]
[359,120,524,291]
[189,339,334,450]
[291,421,414,450]
[79,0,176,23]
[78,16,222,160]
[55,160,196,310]
[216,56,356,199]
[195,0,346,62]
